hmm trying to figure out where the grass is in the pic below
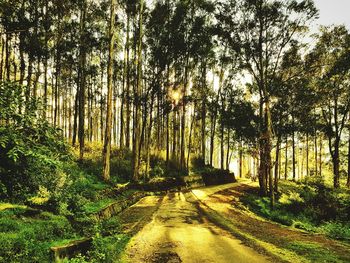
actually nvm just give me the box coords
[82,198,116,214]
[49,237,85,248]
[240,179,350,241]
[0,207,79,262]
[286,241,343,263]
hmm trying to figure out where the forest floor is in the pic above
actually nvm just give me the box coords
[119,180,350,263]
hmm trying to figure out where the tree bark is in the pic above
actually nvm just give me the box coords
[274,136,281,193]
[347,133,350,188]
[125,13,131,149]
[306,133,309,177]
[292,117,296,181]
[132,0,144,181]
[102,0,116,181]
[78,3,87,160]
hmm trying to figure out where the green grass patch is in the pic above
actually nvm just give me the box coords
[286,241,343,263]
[240,180,350,243]
[0,209,78,262]
[82,198,116,214]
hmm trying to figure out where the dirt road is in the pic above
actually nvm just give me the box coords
[121,185,269,263]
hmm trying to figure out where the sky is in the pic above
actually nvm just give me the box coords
[313,0,350,29]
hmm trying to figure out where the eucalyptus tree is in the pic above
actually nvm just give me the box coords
[218,0,317,200]
[308,26,350,188]
[272,42,317,181]
[102,0,116,182]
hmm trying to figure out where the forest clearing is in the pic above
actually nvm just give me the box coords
[1,0,350,262]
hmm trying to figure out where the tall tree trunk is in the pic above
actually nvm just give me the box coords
[33,59,41,99]
[180,58,190,170]
[78,3,87,160]
[220,118,225,170]
[332,138,340,188]
[0,37,4,81]
[314,130,318,176]
[186,113,195,169]
[201,96,206,164]
[172,109,177,160]
[43,0,49,117]
[239,140,243,178]
[226,129,230,170]
[319,135,323,178]
[306,132,309,177]
[347,133,350,188]
[284,136,288,180]
[102,0,116,181]
[125,13,131,149]
[5,34,10,81]
[166,65,170,166]
[132,0,144,181]
[19,43,25,85]
[26,54,34,109]
[100,64,104,142]
[274,136,281,193]
[292,117,296,181]
[72,85,79,146]
[265,100,274,207]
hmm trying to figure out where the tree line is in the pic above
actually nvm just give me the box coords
[1,0,350,205]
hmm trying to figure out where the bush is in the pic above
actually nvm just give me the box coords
[149,165,164,178]
[87,234,130,263]
[321,222,350,241]
[191,156,205,169]
[199,167,236,186]
[0,81,71,202]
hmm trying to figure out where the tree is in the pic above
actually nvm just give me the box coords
[309,26,350,188]
[132,0,144,181]
[218,0,317,202]
[102,0,116,182]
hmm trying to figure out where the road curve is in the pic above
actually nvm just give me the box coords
[122,188,269,263]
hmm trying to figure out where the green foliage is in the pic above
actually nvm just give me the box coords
[241,180,350,242]
[194,165,236,186]
[100,217,122,236]
[86,234,130,263]
[149,165,164,178]
[149,154,186,178]
[79,145,133,183]
[0,81,71,202]
[321,222,350,241]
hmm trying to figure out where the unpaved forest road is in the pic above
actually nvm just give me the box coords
[121,183,269,263]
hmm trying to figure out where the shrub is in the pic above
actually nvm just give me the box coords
[0,81,71,202]
[149,165,164,178]
[321,222,350,241]
[87,234,130,263]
